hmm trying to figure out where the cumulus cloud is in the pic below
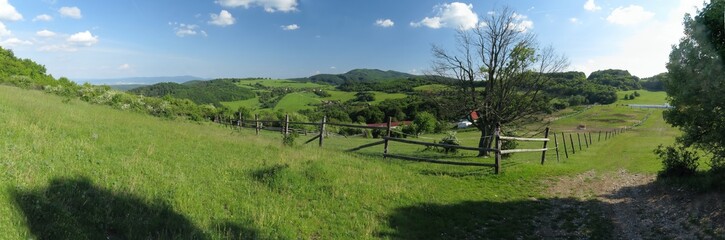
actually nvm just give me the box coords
[216,0,298,13]
[411,2,478,30]
[583,0,601,12]
[209,10,236,26]
[0,38,32,47]
[67,31,98,46]
[0,0,23,21]
[606,5,654,25]
[59,6,82,19]
[33,14,53,22]
[510,13,533,32]
[574,0,705,77]
[36,29,56,37]
[375,19,394,28]
[170,23,203,37]
[281,24,299,31]
[0,21,10,37]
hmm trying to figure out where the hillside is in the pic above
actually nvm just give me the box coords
[299,69,415,85]
[79,75,207,85]
[128,79,256,106]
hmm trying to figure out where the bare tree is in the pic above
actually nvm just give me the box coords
[432,7,568,156]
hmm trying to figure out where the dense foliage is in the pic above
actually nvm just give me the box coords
[544,71,618,106]
[587,69,641,90]
[129,79,255,106]
[297,69,415,85]
[640,73,667,91]
[664,0,725,174]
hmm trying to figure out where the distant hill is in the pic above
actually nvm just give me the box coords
[128,79,255,106]
[79,76,208,86]
[294,69,416,85]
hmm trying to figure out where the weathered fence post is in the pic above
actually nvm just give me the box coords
[561,132,569,158]
[383,117,392,158]
[284,114,290,137]
[570,134,576,154]
[255,114,260,135]
[577,133,582,151]
[584,132,590,148]
[589,132,593,145]
[494,126,502,174]
[553,132,560,162]
[598,131,601,142]
[318,116,326,147]
[238,112,242,129]
[540,127,550,165]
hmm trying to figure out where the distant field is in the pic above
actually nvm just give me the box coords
[274,92,320,112]
[220,97,260,110]
[616,90,668,104]
[234,79,333,90]
[221,89,408,112]
[414,84,450,92]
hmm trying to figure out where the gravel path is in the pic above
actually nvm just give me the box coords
[537,170,724,239]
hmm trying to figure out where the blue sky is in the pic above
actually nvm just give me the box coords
[0,0,706,80]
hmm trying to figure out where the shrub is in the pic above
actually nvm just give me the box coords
[282,132,299,147]
[654,144,699,177]
[413,112,437,134]
[438,131,461,154]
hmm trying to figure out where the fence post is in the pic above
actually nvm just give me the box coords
[255,114,260,135]
[553,132,560,162]
[318,116,326,147]
[383,117,392,158]
[495,126,502,174]
[577,133,582,150]
[588,132,593,145]
[540,127,550,165]
[284,114,290,137]
[561,132,569,159]
[570,134,576,154]
[598,131,601,142]
[584,132,589,148]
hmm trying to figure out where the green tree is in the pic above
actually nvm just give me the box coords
[664,0,725,171]
[432,7,568,156]
[413,112,437,135]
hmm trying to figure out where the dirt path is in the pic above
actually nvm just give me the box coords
[537,170,724,239]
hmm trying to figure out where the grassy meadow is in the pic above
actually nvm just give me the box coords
[0,85,681,239]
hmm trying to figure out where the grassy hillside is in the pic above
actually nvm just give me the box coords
[0,85,684,239]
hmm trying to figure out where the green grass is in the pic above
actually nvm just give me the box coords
[413,84,451,92]
[220,96,261,110]
[616,90,668,104]
[0,85,681,239]
[274,92,321,112]
[235,79,333,90]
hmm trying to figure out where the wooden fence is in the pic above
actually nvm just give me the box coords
[218,114,632,174]
[219,115,559,174]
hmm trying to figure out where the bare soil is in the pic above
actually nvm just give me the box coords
[536,170,724,239]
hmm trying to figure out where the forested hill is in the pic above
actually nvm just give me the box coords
[0,47,58,87]
[128,79,255,106]
[292,68,455,93]
[295,69,416,85]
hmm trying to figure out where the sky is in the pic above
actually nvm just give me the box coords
[0,0,708,80]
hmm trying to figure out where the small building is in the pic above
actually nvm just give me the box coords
[457,120,473,129]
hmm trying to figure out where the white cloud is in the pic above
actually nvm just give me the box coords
[171,23,201,37]
[36,29,56,37]
[411,2,478,30]
[281,24,299,31]
[510,13,533,32]
[0,21,10,37]
[606,5,654,25]
[33,14,53,22]
[375,19,394,28]
[118,63,131,70]
[583,0,601,12]
[216,0,298,13]
[67,31,98,46]
[0,38,32,47]
[574,0,705,77]
[0,0,23,21]
[59,6,82,19]
[209,10,236,26]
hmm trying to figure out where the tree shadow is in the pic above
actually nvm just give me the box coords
[13,177,225,239]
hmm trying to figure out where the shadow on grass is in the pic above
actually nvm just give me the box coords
[13,177,261,239]
[378,198,611,240]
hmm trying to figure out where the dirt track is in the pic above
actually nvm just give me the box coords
[537,170,724,239]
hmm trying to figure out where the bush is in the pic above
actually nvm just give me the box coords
[438,131,461,154]
[413,112,437,134]
[282,132,299,147]
[654,144,700,177]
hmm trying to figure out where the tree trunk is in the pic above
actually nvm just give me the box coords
[477,124,495,157]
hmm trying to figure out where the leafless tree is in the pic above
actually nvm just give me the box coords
[432,7,569,156]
